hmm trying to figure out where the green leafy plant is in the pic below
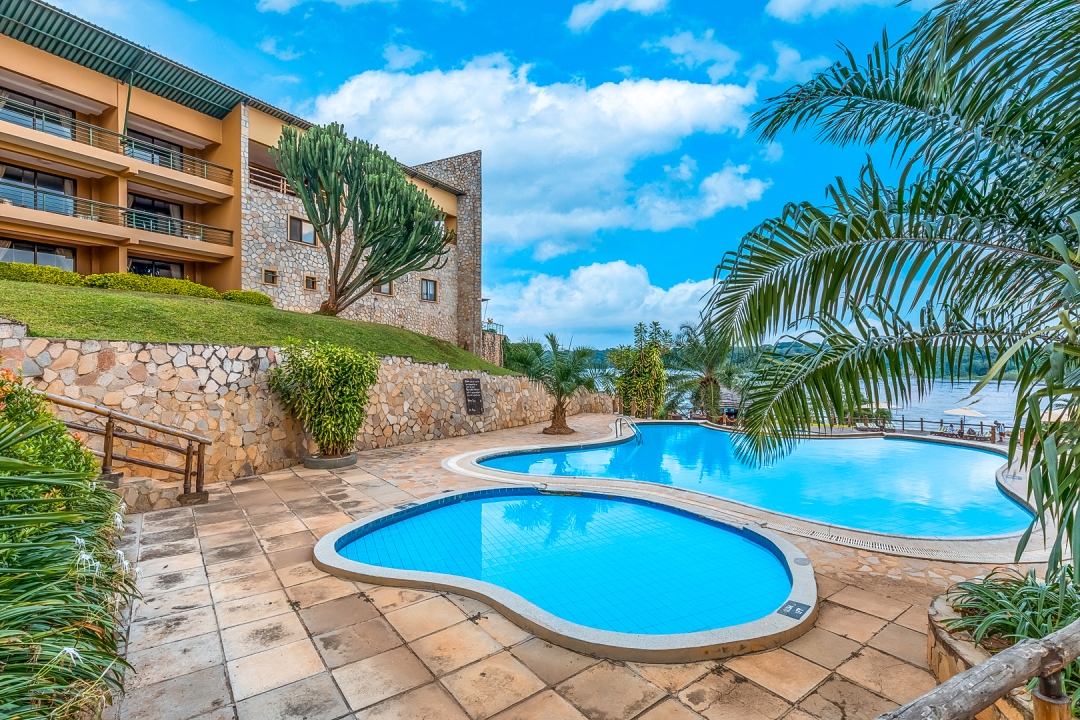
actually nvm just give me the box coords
[608,322,671,419]
[704,0,1080,574]
[510,334,598,435]
[269,340,380,456]
[83,273,219,298]
[943,567,1080,709]
[0,262,85,287]
[0,369,96,474]
[271,123,455,315]
[221,289,274,307]
[665,323,755,418]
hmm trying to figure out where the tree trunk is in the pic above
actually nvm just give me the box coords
[543,400,575,435]
[318,298,339,315]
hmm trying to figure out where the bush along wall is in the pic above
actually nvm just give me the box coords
[0,369,137,718]
[0,261,274,307]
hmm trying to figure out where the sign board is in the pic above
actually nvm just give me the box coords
[463,378,484,415]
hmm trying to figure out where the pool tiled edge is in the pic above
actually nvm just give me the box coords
[313,485,818,663]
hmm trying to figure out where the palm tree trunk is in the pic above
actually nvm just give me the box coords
[544,400,575,435]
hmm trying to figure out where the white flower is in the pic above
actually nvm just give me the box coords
[118,501,127,515]
[75,551,102,575]
[113,512,124,530]
[114,550,130,573]
[72,536,85,550]
[56,647,82,666]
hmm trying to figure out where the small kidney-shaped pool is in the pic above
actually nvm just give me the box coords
[314,486,817,661]
[479,423,1034,538]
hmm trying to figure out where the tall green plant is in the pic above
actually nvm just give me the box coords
[666,323,754,417]
[512,334,598,435]
[608,322,671,419]
[706,0,1080,576]
[269,340,380,457]
[271,124,455,315]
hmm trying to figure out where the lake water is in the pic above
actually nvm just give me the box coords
[888,381,1018,424]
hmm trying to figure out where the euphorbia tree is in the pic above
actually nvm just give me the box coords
[271,123,455,315]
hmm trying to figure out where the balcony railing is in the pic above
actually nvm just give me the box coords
[482,321,504,335]
[249,165,296,196]
[0,179,233,246]
[0,96,233,185]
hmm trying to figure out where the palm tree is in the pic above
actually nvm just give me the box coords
[666,324,754,418]
[511,334,599,435]
[706,0,1080,573]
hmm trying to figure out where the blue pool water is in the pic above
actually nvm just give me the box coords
[480,424,1034,538]
[337,491,793,635]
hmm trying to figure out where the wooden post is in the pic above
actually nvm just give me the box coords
[102,417,115,474]
[1034,672,1071,720]
[630,399,637,418]
[921,418,924,432]
[646,399,654,419]
[183,441,194,496]
[196,443,205,494]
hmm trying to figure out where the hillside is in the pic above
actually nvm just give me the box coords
[0,280,512,375]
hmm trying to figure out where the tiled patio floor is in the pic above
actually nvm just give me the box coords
[110,414,969,720]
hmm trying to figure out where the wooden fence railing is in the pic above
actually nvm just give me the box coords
[878,617,1080,719]
[42,392,212,505]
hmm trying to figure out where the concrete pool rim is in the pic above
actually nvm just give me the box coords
[313,484,818,663]
[441,420,1046,564]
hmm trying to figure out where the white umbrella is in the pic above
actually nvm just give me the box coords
[860,402,899,410]
[1042,408,1072,422]
[943,407,987,418]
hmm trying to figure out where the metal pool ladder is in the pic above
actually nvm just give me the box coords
[615,416,644,445]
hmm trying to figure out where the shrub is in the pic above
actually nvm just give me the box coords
[221,289,274,307]
[269,340,379,457]
[943,566,1080,708]
[0,261,85,287]
[0,376,132,717]
[83,273,220,298]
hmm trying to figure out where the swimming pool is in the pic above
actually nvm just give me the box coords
[479,423,1034,538]
[315,487,816,660]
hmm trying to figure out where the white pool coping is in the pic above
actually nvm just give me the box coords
[313,485,818,663]
[441,420,1050,565]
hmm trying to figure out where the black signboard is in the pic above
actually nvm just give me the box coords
[463,378,484,415]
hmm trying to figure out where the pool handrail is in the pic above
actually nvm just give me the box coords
[615,415,643,445]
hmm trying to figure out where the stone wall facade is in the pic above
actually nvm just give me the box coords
[238,107,484,348]
[480,330,505,367]
[0,319,611,484]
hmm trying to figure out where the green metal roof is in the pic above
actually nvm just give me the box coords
[0,0,312,128]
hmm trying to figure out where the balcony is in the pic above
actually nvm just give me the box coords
[482,320,505,335]
[0,96,233,185]
[249,165,296,196]
[0,179,233,246]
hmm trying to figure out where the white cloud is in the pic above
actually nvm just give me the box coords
[765,0,934,22]
[487,261,712,347]
[383,44,426,71]
[761,141,784,162]
[771,41,830,82]
[647,30,740,82]
[258,37,303,61]
[256,0,463,13]
[567,0,668,33]
[313,55,763,258]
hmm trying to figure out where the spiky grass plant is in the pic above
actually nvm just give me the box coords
[944,567,1080,708]
[0,419,136,718]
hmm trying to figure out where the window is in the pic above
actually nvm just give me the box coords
[420,278,438,302]
[0,162,76,214]
[288,216,316,246]
[126,129,183,170]
[127,193,183,235]
[373,281,393,295]
[0,238,76,271]
[303,275,317,291]
[262,268,278,286]
[129,257,183,279]
[0,87,76,141]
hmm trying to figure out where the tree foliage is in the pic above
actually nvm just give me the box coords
[608,322,672,419]
[705,0,1080,574]
[269,340,380,457]
[666,324,756,417]
[508,334,598,435]
[272,123,455,315]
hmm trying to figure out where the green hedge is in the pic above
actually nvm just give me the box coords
[83,273,220,298]
[221,289,274,306]
[0,262,84,287]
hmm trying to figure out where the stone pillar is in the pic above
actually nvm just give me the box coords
[412,151,483,354]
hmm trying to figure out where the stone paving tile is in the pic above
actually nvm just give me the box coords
[555,661,665,720]
[333,646,435,711]
[111,414,1016,720]
[234,672,349,720]
[441,651,547,720]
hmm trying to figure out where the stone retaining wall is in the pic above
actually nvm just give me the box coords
[0,318,612,483]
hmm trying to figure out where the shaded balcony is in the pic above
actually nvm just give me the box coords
[0,178,233,246]
[0,95,233,185]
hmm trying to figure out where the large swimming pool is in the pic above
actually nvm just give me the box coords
[480,423,1034,538]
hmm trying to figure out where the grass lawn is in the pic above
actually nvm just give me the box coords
[0,280,513,374]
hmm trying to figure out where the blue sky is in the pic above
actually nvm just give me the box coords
[57,0,928,347]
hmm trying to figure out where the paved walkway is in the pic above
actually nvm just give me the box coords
[111,414,990,720]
